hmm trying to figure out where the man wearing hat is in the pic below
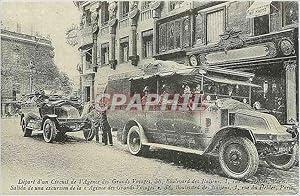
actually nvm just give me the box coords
[99,101,113,146]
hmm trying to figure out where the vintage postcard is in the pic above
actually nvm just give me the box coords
[1,0,299,195]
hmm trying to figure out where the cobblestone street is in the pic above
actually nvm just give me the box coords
[1,118,298,195]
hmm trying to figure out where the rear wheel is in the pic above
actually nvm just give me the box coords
[265,143,298,170]
[82,119,95,141]
[43,119,57,143]
[127,126,149,156]
[21,117,32,137]
[83,128,95,141]
[219,137,259,180]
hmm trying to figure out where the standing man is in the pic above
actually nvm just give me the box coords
[85,101,102,143]
[99,101,113,146]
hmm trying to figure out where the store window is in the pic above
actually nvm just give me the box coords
[206,9,225,44]
[169,1,184,11]
[120,37,129,63]
[101,2,110,25]
[282,1,298,26]
[101,43,109,65]
[120,1,130,18]
[142,30,153,58]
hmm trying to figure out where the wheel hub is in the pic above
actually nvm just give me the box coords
[224,143,249,173]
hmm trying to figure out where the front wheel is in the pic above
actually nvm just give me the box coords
[82,118,95,141]
[21,117,32,137]
[219,137,259,180]
[83,128,95,141]
[127,126,149,156]
[265,143,298,170]
[43,119,57,143]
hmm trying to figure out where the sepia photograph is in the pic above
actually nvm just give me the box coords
[0,0,299,195]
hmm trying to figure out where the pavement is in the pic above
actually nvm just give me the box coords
[1,117,299,195]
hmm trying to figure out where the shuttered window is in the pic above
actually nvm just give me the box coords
[206,9,224,44]
[101,2,109,25]
[101,43,109,65]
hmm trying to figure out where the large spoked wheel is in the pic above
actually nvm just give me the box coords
[43,119,57,143]
[82,119,95,141]
[21,117,32,137]
[219,137,259,180]
[127,126,149,156]
[265,143,298,170]
[83,128,95,141]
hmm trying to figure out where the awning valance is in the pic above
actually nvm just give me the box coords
[246,1,272,18]
[204,76,261,88]
[129,68,196,81]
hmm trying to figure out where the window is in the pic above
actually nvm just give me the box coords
[120,1,130,18]
[85,49,92,69]
[141,1,152,10]
[283,1,298,26]
[142,30,153,58]
[85,10,91,25]
[252,2,281,36]
[254,15,269,36]
[101,2,109,25]
[206,9,225,44]
[157,17,191,53]
[101,43,109,65]
[120,38,129,63]
[169,1,184,11]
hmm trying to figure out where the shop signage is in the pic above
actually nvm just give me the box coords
[65,24,79,46]
[205,43,276,64]
[246,1,271,18]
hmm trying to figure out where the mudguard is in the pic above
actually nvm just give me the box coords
[204,125,256,154]
[122,120,149,145]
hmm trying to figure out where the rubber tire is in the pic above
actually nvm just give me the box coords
[43,119,57,143]
[219,137,259,180]
[265,143,298,171]
[21,117,32,137]
[127,126,149,156]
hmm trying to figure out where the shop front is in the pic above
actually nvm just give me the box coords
[187,28,298,124]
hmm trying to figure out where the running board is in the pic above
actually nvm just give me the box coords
[145,143,204,155]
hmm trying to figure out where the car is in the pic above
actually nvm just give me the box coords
[104,60,298,180]
[19,91,95,143]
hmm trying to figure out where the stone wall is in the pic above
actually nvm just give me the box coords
[1,29,60,99]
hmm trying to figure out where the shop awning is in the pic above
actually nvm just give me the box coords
[246,1,272,18]
[204,76,261,88]
[129,68,196,81]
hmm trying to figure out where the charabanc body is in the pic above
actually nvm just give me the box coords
[103,60,298,180]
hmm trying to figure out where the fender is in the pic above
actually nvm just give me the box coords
[204,125,256,154]
[41,115,58,130]
[121,119,149,145]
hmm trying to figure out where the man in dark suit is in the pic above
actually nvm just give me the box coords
[99,101,113,146]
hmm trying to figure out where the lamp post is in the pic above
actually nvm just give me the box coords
[29,61,36,93]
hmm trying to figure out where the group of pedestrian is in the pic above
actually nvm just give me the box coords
[86,101,113,146]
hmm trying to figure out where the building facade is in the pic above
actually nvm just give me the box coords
[75,1,298,124]
[1,27,58,116]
